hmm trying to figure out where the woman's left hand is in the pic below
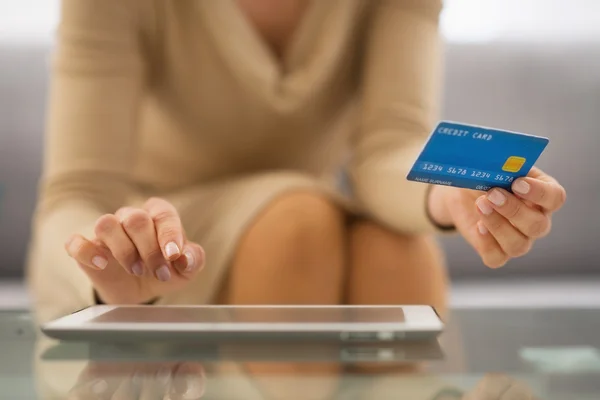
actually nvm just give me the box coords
[429,167,567,268]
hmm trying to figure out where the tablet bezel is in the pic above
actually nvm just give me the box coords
[42,305,443,340]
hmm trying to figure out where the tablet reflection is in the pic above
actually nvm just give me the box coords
[35,339,541,399]
[67,361,205,400]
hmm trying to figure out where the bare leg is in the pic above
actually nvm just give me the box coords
[216,191,347,400]
[218,191,347,305]
[345,220,450,378]
[346,220,449,317]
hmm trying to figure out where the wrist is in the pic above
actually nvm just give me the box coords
[426,185,454,229]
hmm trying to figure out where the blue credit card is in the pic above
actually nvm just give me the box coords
[406,121,549,192]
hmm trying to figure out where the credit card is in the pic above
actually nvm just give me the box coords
[406,121,549,192]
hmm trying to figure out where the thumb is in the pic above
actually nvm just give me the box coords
[78,239,143,304]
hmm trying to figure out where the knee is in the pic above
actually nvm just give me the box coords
[350,220,446,271]
[349,221,449,317]
[242,191,346,265]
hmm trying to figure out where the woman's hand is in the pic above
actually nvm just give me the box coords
[68,361,206,400]
[463,374,540,399]
[429,167,566,268]
[65,198,205,304]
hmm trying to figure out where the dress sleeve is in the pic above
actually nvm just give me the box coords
[349,0,444,234]
[28,0,147,323]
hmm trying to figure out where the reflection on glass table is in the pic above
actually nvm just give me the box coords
[1,308,600,399]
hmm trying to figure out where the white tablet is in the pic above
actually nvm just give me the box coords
[42,340,445,363]
[42,305,444,343]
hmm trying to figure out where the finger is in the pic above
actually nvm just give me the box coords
[68,363,127,400]
[67,378,113,400]
[171,243,206,277]
[102,371,141,400]
[120,208,172,282]
[477,197,533,258]
[444,190,508,269]
[501,380,537,400]
[144,197,184,262]
[169,363,206,400]
[94,214,142,276]
[512,176,566,213]
[109,378,138,400]
[138,370,167,400]
[475,221,510,268]
[65,234,109,271]
[115,207,137,222]
[464,374,515,400]
[72,241,143,304]
[485,189,552,238]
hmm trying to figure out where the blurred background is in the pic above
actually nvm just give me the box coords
[0,0,599,307]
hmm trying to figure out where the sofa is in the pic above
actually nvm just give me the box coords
[1,39,599,279]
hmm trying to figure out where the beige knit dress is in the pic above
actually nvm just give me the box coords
[26,0,444,323]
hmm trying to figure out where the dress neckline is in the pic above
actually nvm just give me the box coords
[196,0,361,109]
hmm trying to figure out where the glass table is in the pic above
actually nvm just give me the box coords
[1,308,600,399]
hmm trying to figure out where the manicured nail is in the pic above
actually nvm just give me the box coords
[132,371,144,387]
[156,265,171,282]
[478,222,488,235]
[91,379,108,395]
[118,207,134,224]
[487,189,506,206]
[477,198,494,215]
[92,256,108,270]
[66,236,83,256]
[132,262,144,277]
[183,251,195,272]
[157,367,172,386]
[165,242,180,259]
[64,236,75,249]
[513,179,530,195]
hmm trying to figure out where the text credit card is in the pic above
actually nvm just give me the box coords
[406,121,549,192]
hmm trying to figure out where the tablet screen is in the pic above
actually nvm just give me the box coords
[89,307,406,324]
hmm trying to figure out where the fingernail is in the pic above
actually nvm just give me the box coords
[184,251,195,272]
[478,222,488,235]
[132,371,144,387]
[66,237,82,256]
[156,265,171,282]
[91,379,108,395]
[157,367,172,386]
[198,248,206,271]
[487,190,506,206]
[118,208,134,224]
[165,242,180,259]
[92,256,108,270]
[132,262,144,277]
[171,373,206,398]
[64,236,75,249]
[513,179,530,194]
[476,198,494,215]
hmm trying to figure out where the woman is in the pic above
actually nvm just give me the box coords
[27,0,566,323]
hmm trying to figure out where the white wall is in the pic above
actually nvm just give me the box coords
[1,0,600,44]
[441,0,600,42]
[0,0,60,43]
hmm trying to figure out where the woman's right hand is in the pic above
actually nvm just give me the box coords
[65,198,205,304]
[68,361,206,399]
[463,374,540,400]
